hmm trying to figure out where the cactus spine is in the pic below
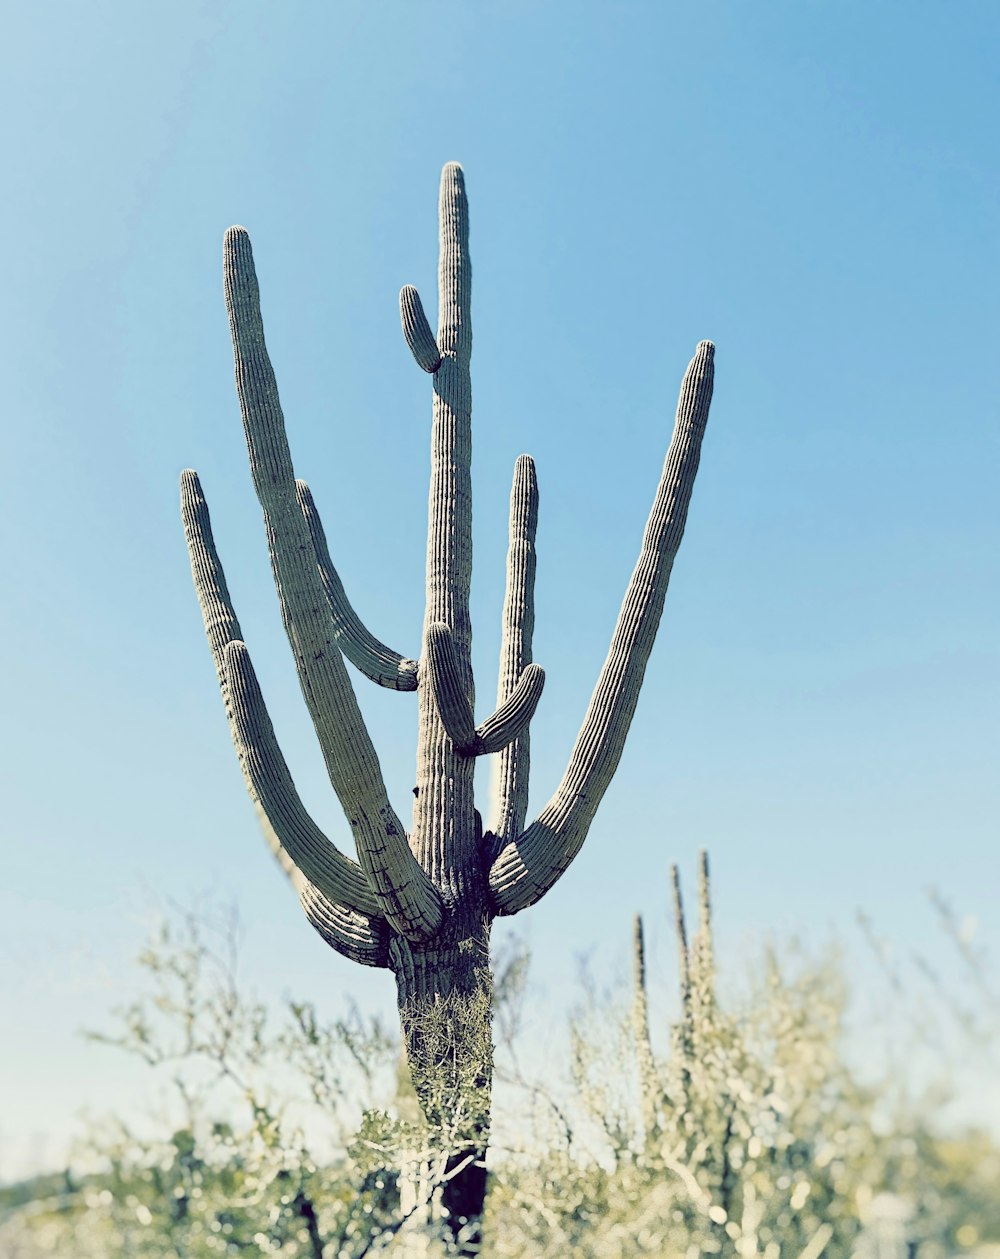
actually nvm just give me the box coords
[182,162,714,1246]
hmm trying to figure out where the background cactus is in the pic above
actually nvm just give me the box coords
[182,161,714,1247]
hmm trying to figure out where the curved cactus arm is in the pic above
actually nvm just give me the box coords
[488,456,539,841]
[182,469,388,960]
[298,879,390,968]
[425,622,544,757]
[295,480,419,691]
[181,468,245,701]
[223,226,443,942]
[182,469,329,887]
[474,664,545,755]
[488,341,715,915]
[399,285,442,373]
[224,641,384,917]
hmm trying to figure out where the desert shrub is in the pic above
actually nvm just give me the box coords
[2,870,998,1258]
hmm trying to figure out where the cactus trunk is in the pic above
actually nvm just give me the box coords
[183,157,714,1250]
[392,922,493,1252]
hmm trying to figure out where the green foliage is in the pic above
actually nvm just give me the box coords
[2,887,998,1258]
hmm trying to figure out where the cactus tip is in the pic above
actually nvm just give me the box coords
[224,226,252,258]
[441,162,466,193]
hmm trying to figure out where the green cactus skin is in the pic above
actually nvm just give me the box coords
[182,162,714,1246]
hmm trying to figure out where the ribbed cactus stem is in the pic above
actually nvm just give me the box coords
[223,226,441,941]
[490,455,539,842]
[400,284,442,373]
[295,480,419,691]
[412,163,477,893]
[488,341,715,913]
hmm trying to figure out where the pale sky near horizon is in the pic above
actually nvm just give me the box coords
[1,1,998,1179]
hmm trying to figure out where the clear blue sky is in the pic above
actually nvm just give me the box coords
[1,1,997,1177]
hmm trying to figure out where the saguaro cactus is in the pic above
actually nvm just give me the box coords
[182,162,714,1247]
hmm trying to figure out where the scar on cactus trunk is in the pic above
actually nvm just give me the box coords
[181,162,714,1250]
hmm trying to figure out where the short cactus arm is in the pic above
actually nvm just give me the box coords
[474,664,544,755]
[295,480,418,691]
[223,226,442,942]
[489,341,715,915]
[424,622,544,757]
[399,285,442,373]
[423,622,477,750]
[489,456,539,842]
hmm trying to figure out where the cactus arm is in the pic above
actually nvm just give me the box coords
[224,641,383,916]
[424,622,477,750]
[180,467,246,706]
[295,480,418,691]
[181,468,331,885]
[181,470,387,963]
[411,164,478,889]
[425,623,544,757]
[474,664,544,755]
[223,226,443,942]
[489,456,539,841]
[488,341,715,915]
[399,285,442,373]
[297,870,390,968]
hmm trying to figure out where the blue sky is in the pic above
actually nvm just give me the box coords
[1,2,997,1176]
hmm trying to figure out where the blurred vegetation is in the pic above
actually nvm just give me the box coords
[1,861,998,1258]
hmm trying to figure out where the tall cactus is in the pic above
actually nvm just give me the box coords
[181,162,714,1247]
